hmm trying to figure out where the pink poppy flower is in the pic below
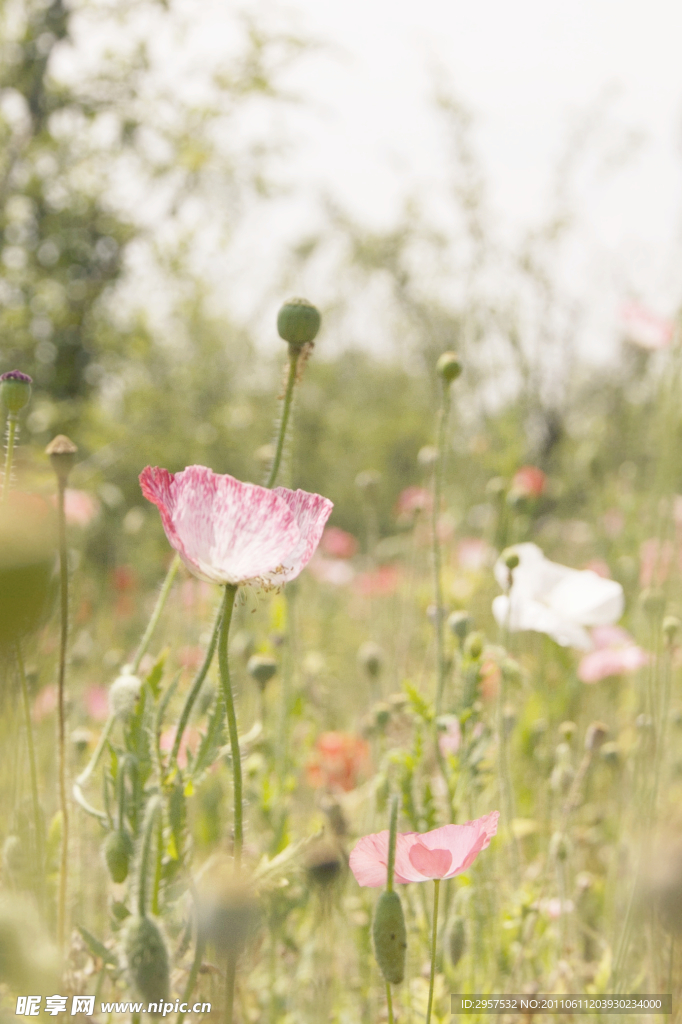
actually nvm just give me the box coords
[308,554,355,586]
[578,625,649,683]
[140,465,332,587]
[85,685,109,722]
[353,564,401,596]
[62,489,101,528]
[396,486,432,517]
[349,811,499,887]
[511,466,546,499]
[457,537,493,572]
[620,301,674,351]
[159,726,201,769]
[320,526,358,559]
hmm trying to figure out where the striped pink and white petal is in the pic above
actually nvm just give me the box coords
[140,465,332,587]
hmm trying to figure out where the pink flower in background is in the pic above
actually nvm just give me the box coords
[457,537,493,572]
[396,486,432,517]
[511,466,546,499]
[56,488,100,528]
[140,465,332,587]
[349,811,499,887]
[438,716,462,757]
[159,726,201,769]
[640,538,674,587]
[306,732,370,792]
[85,685,109,722]
[308,555,355,587]
[320,526,358,559]
[583,559,611,579]
[602,508,625,539]
[353,564,401,596]
[32,685,57,723]
[578,625,649,683]
[620,301,675,351]
[177,646,204,670]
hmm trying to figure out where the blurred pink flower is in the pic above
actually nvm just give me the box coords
[640,538,674,587]
[349,811,499,887]
[541,897,574,919]
[178,646,204,670]
[583,559,611,579]
[57,488,100,528]
[353,564,401,596]
[159,726,201,769]
[511,466,546,498]
[140,465,332,587]
[396,486,432,517]
[457,538,493,572]
[602,508,625,539]
[85,685,109,722]
[33,685,57,723]
[320,526,358,559]
[578,625,649,683]
[620,301,675,351]
[308,554,355,586]
[306,732,370,792]
[438,716,462,757]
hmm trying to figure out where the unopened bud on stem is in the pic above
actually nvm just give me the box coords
[0,371,32,415]
[45,435,78,486]
[277,297,321,349]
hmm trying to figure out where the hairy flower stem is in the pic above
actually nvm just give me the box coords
[2,413,17,504]
[55,476,70,953]
[433,384,451,716]
[218,584,242,866]
[138,797,161,918]
[425,879,441,1024]
[16,643,44,908]
[266,349,298,489]
[385,982,394,1024]
[132,554,181,675]
[170,601,222,768]
[177,891,204,1024]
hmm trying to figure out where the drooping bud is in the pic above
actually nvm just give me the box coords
[277,297,321,348]
[436,352,462,383]
[45,434,78,486]
[358,641,384,678]
[246,654,277,691]
[372,890,407,985]
[0,371,32,415]
[103,829,134,884]
[123,916,170,1010]
[663,615,681,645]
[585,721,608,752]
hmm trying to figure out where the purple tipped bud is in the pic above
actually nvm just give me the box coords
[0,371,32,415]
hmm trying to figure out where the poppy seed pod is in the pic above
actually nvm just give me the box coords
[247,654,278,690]
[45,434,78,485]
[436,352,462,383]
[103,829,134,884]
[447,610,471,642]
[123,916,170,1011]
[372,890,407,985]
[448,915,466,967]
[277,298,321,348]
[0,370,32,414]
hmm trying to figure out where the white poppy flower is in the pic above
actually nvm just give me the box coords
[492,543,624,651]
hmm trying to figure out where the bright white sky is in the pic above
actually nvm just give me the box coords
[109,0,682,356]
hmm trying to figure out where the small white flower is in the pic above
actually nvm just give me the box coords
[492,543,624,651]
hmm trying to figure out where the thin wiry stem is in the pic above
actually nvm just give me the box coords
[132,554,181,674]
[266,349,298,489]
[217,584,242,865]
[425,878,441,1024]
[55,478,70,952]
[170,600,222,769]
[433,385,451,716]
[16,643,44,909]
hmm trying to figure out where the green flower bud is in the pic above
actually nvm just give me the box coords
[104,829,134,884]
[464,631,484,660]
[501,547,520,571]
[436,352,462,383]
[447,610,471,642]
[45,434,78,486]
[448,915,466,967]
[358,641,384,678]
[277,297,321,348]
[246,654,278,691]
[372,890,407,985]
[0,371,32,414]
[123,916,170,1011]
[2,835,22,876]
[558,720,577,740]
[663,615,681,644]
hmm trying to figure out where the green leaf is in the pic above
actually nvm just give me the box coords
[77,925,117,965]
[145,649,168,698]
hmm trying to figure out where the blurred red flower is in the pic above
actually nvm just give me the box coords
[353,564,401,596]
[306,732,370,792]
[32,684,57,722]
[320,527,358,560]
[396,486,432,517]
[511,466,546,499]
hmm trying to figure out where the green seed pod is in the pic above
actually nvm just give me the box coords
[436,351,462,383]
[447,610,471,642]
[358,641,384,678]
[247,654,278,690]
[502,547,520,571]
[663,615,681,644]
[448,915,466,967]
[463,631,484,660]
[372,890,407,985]
[123,915,170,1010]
[45,434,78,486]
[104,829,134,884]
[277,297,321,348]
[0,370,32,414]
